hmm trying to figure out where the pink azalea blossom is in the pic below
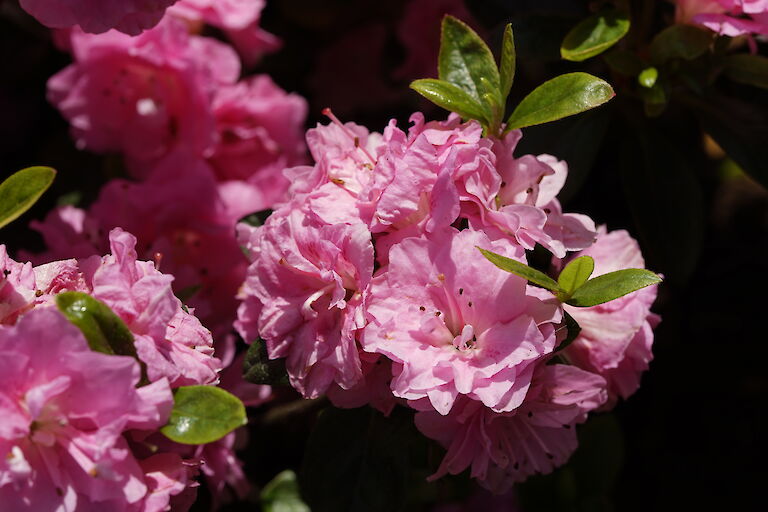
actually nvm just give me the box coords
[0,307,174,510]
[235,204,374,398]
[169,0,281,65]
[563,227,660,406]
[19,0,177,35]
[676,0,768,37]
[362,228,561,415]
[48,17,239,170]
[0,245,37,325]
[414,364,607,492]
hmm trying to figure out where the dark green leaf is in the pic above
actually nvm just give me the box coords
[650,25,712,64]
[438,15,500,105]
[561,10,630,62]
[638,67,658,88]
[243,338,289,386]
[603,48,644,76]
[724,54,768,89]
[499,23,516,101]
[0,166,56,229]
[566,269,661,307]
[160,386,246,445]
[300,407,413,512]
[641,82,667,117]
[506,73,614,130]
[261,470,310,512]
[558,256,594,296]
[410,79,488,123]
[477,247,561,292]
[555,310,581,352]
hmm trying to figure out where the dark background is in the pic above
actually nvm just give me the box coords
[1,0,766,510]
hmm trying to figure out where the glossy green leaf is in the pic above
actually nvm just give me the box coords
[506,72,614,130]
[638,67,658,88]
[477,247,561,292]
[566,269,661,307]
[410,79,488,123]
[160,386,246,445]
[261,470,310,512]
[558,256,594,296]
[499,23,516,100]
[561,10,630,62]
[650,25,712,64]
[724,54,768,89]
[301,407,413,512]
[438,15,500,105]
[243,338,289,386]
[0,166,56,229]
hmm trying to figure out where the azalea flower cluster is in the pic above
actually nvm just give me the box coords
[0,228,241,510]
[676,0,768,38]
[34,8,307,340]
[236,112,660,491]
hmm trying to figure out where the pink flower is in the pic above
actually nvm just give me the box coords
[0,307,174,510]
[414,364,607,492]
[327,353,399,416]
[208,75,309,211]
[169,0,281,65]
[563,227,660,406]
[235,204,374,398]
[0,245,37,325]
[362,228,561,415]
[676,0,768,37]
[47,17,239,170]
[19,0,177,35]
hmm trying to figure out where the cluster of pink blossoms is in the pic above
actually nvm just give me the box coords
[236,112,660,491]
[676,0,768,38]
[35,10,307,339]
[0,228,246,510]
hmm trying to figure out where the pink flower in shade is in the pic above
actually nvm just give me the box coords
[169,0,281,65]
[208,75,309,211]
[563,227,660,406]
[395,0,479,81]
[47,17,239,170]
[19,0,177,35]
[0,246,37,325]
[414,364,607,493]
[0,308,174,510]
[327,353,399,416]
[362,228,562,415]
[235,204,374,399]
[676,0,768,38]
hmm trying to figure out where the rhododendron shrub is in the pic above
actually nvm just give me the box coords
[0,229,246,510]
[237,18,661,493]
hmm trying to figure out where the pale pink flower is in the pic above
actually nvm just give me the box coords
[19,0,177,35]
[235,204,374,398]
[48,17,239,170]
[362,228,561,415]
[676,0,768,37]
[169,0,281,65]
[327,353,399,416]
[564,227,660,406]
[0,246,37,325]
[0,307,174,510]
[414,364,607,492]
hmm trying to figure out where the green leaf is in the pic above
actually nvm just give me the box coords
[506,72,614,130]
[0,166,56,229]
[638,67,658,88]
[477,247,562,293]
[410,79,489,123]
[300,407,413,512]
[565,269,661,307]
[641,82,667,117]
[649,25,712,64]
[499,23,516,101]
[561,10,630,62]
[724,54,768,89]
[243,338,289,386]
[438,15,500,106]
[261,470,310,512]
[160,386,247,445]
[603,48,644,76]
[558,256,594,296]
